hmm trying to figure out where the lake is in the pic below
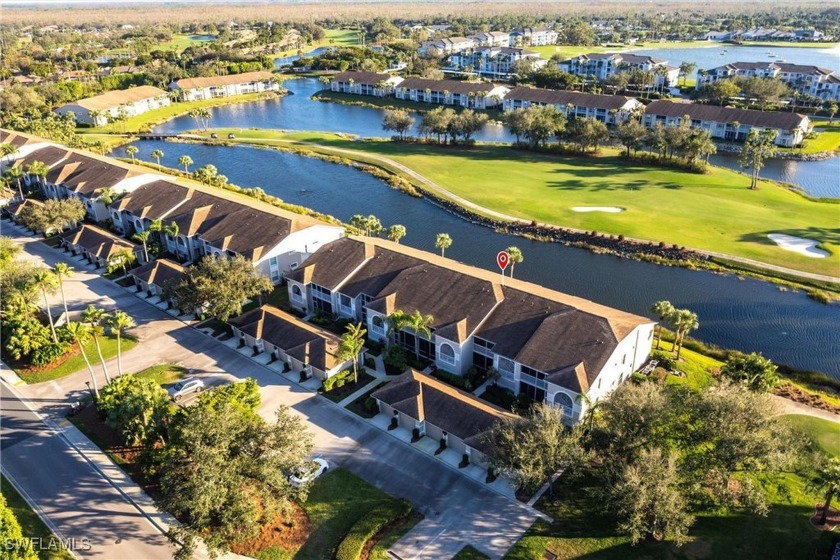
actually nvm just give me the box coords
[119,139,840,379]
[153,77,839,198]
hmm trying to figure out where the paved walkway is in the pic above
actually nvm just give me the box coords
[772,394,840,423]
[4,220,541,560]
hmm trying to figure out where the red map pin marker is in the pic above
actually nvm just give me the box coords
[497,251,510,271]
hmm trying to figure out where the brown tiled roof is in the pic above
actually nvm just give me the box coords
[9,198,44,218]
[66,86,168,111]
[59,224,138,260]
[228,305,344,372]
[129,258,185,287]
[775,63,834,75]
[288,237,371,290]
[12,145,70,169]
[0,130,39,148]
[397,78,498,95]
[331,71,394,85]
[372,369,517,455]
[46,152,133,196]
[111,180,190,219]
[645,100,808,130]
[173,71,274,90]
[505,86,637,110]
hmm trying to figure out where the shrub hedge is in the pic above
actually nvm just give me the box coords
[335,499,412,560]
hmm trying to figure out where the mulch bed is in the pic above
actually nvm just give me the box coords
[230,503,312,556]
[774,383,840,414]
[809,504,840,531]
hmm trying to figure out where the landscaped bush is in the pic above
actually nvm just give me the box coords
[30,341,70,366]
[383,345,408,375]
[364,339,384,356]
[335,499,412,560]
[480,384,516,411]
[650,350,677,372]
[363,356,376,369]
[322,368,357,392]
[432,369,472,391]
[364,396,379,414]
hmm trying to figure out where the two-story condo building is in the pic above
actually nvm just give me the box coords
[329,71,405,97]
[643,100,811,147]
[55,86,170,126]
[558,53,679,88]
[286,236,654,423]
[448,47,545,79]
[394,78,509,109]
[697,62,840,102]
[468,31,513,48]
[169,71,278,101]
[502,87,643,124]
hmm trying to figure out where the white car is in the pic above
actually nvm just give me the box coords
[168,378,205,401]
[289,458,329,488]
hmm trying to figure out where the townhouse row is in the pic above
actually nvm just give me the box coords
[329,71,811,145]
[419,27,559,56]
[697,61,840,102]
[55,71,279,126]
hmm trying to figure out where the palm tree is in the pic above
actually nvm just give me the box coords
[32,270,59,343]
[673,309,699,360]
[0,142,18,163]
[338,322,367,383]
[132,230,151,262]
[387,224,406,244]
[25,161,49,191]
[53,262,74,319]
[387,309,434,355]
[107,310,136,377]
[125,145,138,164]
[107,249,136,276]
[82,305,112,384]
[6,167,25,200]
[505,246,523,278]
[178,155,193,173]
[435,233,452,257]
[66,321,99,399]
[809,457,840,525]
[150,149,164,170]
[650,300,675,349]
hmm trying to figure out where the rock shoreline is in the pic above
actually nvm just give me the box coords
[713,142,835,161]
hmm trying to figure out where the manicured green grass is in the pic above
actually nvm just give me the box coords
[785,414,840,457]
[1,476,74,560]
[656,340,719,390]
[15,335,137,384]
[107,33,214,56]
[272,28,359,59]
[454,545,491,559]
[79,92,276,134]
[133,363,187,385]
[203,128,840,277]
[295,468,407,560]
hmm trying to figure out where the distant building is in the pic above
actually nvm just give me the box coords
[502,87,643,124]
[642,100,810,147]
[448,47,545,79]
[394,78,509,109]
[329,71,404,97]
[698,62,840,102]
[558,52,679,88]
[419,36,477,57]
[468,31,513,48]
[54,86,170,126]
[169,71,279,101]
[511,26,559,47]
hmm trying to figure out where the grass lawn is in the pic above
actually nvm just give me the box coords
[345,383,387,418]
[14,335,137,384]
[454,544,491,559]
[321,371,375,403]
[133,363,187,385]
[294,468,409,560]
[785,414,840,457]
[201,128,840,277]
[1,476,74,560]
[271,28,359,59]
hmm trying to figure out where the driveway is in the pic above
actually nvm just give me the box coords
[4,222,539,559]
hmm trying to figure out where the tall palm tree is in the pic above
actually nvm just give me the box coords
[132,230,151,262]
[150,149,165,170]
[6,167,25,200]
[25,161,49,191]
[81,305,112,384]
[125,146,138,164]
[32,270,59,343]
[387,309,434,356]
[505,246,523,278]
[673,309,699,360]
[650,300,675,349]
[338,322,367,383]
[53,262,74,319]
[66,321,99,399]
[0,142,18,163]
[435,233,452,257]
[809,457,840,525]
[178,155,193,173]
[107,310,136,376]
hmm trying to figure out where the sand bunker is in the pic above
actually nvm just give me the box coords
[767,234,829,258]
[571,206,624,213]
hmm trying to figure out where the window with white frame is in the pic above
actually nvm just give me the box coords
[269,256,278,267]
[497,356,515,380]
[371,315,386,336]
[439,343,456,366]
[291,285,304,302]
[554,392,574,417]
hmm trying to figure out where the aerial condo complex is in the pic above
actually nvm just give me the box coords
[0,2,838,560]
